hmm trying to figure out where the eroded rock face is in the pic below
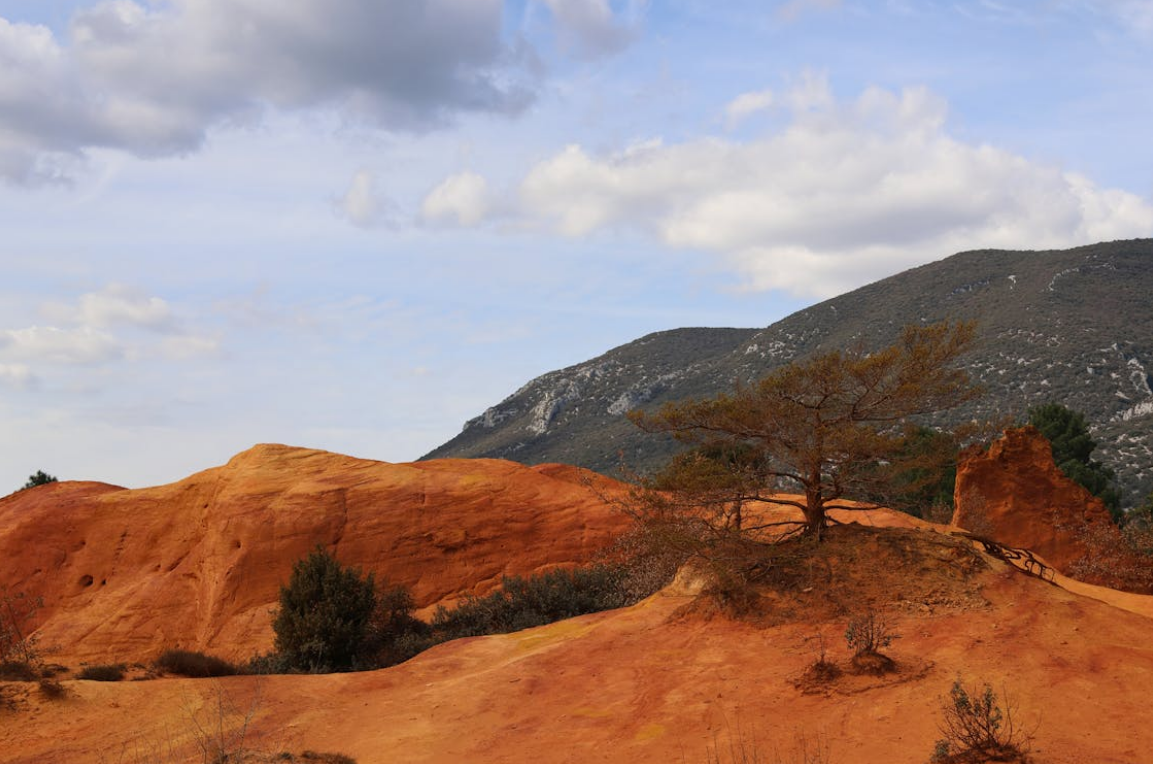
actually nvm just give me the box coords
[0,446,630,664]
[952,426,1143,589]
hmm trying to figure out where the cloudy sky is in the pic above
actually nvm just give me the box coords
[2,0,1152,489]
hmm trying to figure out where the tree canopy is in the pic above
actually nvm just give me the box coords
[273,546,376,672]
[1027,402,1120,518]
[21,471,57,490]
[629,322,980,541]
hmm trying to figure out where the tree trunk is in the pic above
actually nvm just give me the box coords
[803,490,826,539]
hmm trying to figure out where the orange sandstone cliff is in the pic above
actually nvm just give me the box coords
[952,426,1149,591]
[0,446,629,665]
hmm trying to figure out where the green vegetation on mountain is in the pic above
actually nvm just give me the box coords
[1027,403,1121,519]
[425,240,1153,508]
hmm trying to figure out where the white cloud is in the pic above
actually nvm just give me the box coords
[724,89,775,129]
[0,325,122,364]
[514,81,1153,297]
[0,0,539,183]
[421,171,493,227]
[7,285,218,369]
[536,0,639,59]
[159,335,220,360]
[42,284,175,330]
[339,170,387,228]
[75,284,174,330]
[0,363,37,389]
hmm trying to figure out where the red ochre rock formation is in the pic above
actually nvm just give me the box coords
[0,446,630,665]
[952,426,1145,589]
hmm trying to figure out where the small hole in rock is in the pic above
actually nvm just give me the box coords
[79,575,93,588]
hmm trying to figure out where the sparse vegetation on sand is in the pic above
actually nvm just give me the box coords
[844,610,899,675]
[78,663,127,681]
[931,679,1032,763]
[692,724,833,764]
[259,545,669,674]
[155,649,241,678]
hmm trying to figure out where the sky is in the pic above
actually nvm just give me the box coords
[2,0,1153,490]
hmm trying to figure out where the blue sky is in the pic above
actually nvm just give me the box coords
[2,0,1152,489]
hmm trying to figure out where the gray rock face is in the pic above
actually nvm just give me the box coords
[423,239,1153,507]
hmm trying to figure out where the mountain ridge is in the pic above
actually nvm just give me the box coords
[424,239,1153,506]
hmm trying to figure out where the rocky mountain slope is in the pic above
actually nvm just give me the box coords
[425,239,1153,506]
[0,447,629,665]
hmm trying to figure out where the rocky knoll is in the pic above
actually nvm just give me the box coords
[953,427,1149,591]
[0,446,629,665]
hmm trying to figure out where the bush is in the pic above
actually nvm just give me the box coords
[844,611,897,656]
[931,679,1031,763]
[0,660,39,681]
[155,649,239,678]
[361,584,431,668]
[430,565,629,642]
[37,677,66,699]
[78,663,126,681]
[1,588,43,668]
[21,470,57,490]
[273,546,376,672]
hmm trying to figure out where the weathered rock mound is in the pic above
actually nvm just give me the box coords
[953,427,1150,590]
[0,446,630,664]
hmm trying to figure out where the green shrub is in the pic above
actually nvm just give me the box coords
[273,546,376,672]
[361,584,431,668]
[78,663,126,681]
[21,470,57,490]
[154,649,239,678]
[430,564,629,642]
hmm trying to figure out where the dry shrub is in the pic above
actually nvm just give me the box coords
[697,725,832,764]
[844,610,899,675]
[800,634,841,685]
[155,649,240,678]
[37,677,66,700]
[1,588,42,668]
[79,664,127,682]
[931,679,1031,763]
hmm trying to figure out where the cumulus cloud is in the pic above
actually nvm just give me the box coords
[0,0,539,183]
[536,0,639,59]
[421,171,494,226]
[511,81,1153,297]
[2,284,218,372]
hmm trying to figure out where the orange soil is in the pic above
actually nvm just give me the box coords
[0,447,630,664]
[3,449,1152,763]
[4,548,1152,764]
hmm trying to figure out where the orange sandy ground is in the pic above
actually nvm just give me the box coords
[5,543,1153,764]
